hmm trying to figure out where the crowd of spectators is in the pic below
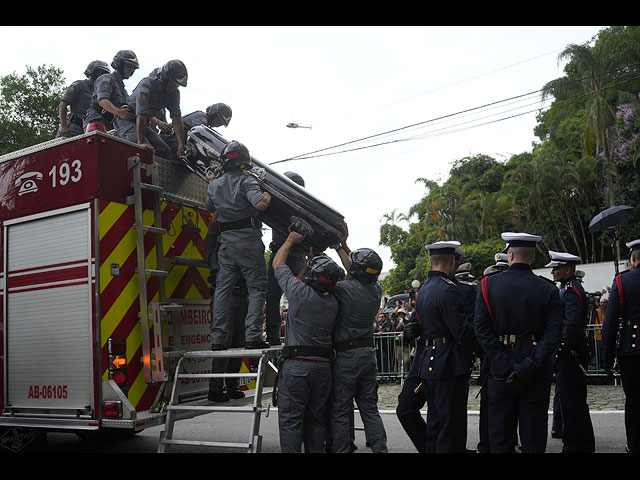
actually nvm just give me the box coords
[373,297,416,379]
[585,286,611,371]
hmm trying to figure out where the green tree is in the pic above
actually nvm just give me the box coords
[0,64,66,155]
[540,26,640,207]
[609,94,640,243]
[460,238,507,279]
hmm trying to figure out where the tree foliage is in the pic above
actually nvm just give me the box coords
[0,64,66,155]
[379,27,640,296]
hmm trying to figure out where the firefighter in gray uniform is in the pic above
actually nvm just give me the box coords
[265,171,307,346]
[203,170,248,402]
[83,50,139,132]
[57,61,111,138]
[158,103,233,163]
[206,140,271,350]
[272,231,340,453]
[117,60,188,160]
[329,233,388,453]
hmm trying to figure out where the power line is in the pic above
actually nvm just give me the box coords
[269,89,544,165]
[344,47,565,120]
[270,65,640,165]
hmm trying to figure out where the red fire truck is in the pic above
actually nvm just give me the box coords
[0,131,248,451]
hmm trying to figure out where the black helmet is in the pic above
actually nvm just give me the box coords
[111,50,139,72]
[206,103,232,127]
[348,248,383,284]
[84,60,110,78]
[159,60,188,87]
[284,171,305,187]
[219,140,252,171]
[304,255,341,295]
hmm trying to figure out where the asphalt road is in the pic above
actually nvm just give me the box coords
[19,408,628,455]
[3,383,631,456]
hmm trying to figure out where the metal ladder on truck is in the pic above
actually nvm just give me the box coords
[127,153,176,385]
[127,154,213,383]
[127,154,281,452]
[157,347,280,453]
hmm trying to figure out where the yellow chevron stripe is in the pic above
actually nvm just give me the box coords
[100,209,157,294]
[100,274,140,347]
[98,200,212,406]
[128,369,147,407]
[99,201,128,240]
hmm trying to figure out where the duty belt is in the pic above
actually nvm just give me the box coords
[426,337,457,347]
[281,345,334,360]
[218,217,256,232]
[68,114,83,127]
[333,335,375,352]
[498,334,539,345]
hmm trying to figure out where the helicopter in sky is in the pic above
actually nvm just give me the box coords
[286,122,312,129]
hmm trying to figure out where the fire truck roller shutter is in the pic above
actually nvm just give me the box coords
[4,204,94,412]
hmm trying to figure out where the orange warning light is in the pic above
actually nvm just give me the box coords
[110,354,127,370]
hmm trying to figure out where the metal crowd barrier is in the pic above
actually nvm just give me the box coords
[373,325,613,383]
[374,332,414,382]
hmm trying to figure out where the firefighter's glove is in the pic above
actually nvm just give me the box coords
[289,219,309,238]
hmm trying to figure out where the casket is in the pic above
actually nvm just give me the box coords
[184,125,346,253]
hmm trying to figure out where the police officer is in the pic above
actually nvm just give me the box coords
[329,232,388,453]
[394,309,428,452]
[480,252,509,278]
[206,140,271,350]
[264,171,307,346]
[475,261,506,453]
[83,50,139,132]
[272,231,340,453]
[455,262,474,283]
[474,232,563,453]
[117,60,188,160]
[546,250,595,453]
[415,241,476,452]
[493,252,509,272]
[158,103,233,163]
[395,242,468,452]
[57,60,111,138]
[602,238,640,453]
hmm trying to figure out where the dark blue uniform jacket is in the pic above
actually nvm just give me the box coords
[474,263,563,381]
[602,264,640,365]
[556,277,591,366]
[415,270,476,380]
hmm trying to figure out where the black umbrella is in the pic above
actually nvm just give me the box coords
[588,205,634,233]
[589,205,634,275]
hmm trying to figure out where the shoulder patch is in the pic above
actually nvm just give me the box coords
[440,276,456,286]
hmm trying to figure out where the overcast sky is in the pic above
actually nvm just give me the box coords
[0,25,606,275]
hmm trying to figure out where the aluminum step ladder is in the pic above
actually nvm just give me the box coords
[157,346,281,453]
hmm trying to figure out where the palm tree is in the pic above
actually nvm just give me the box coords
[541,30,640,207]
